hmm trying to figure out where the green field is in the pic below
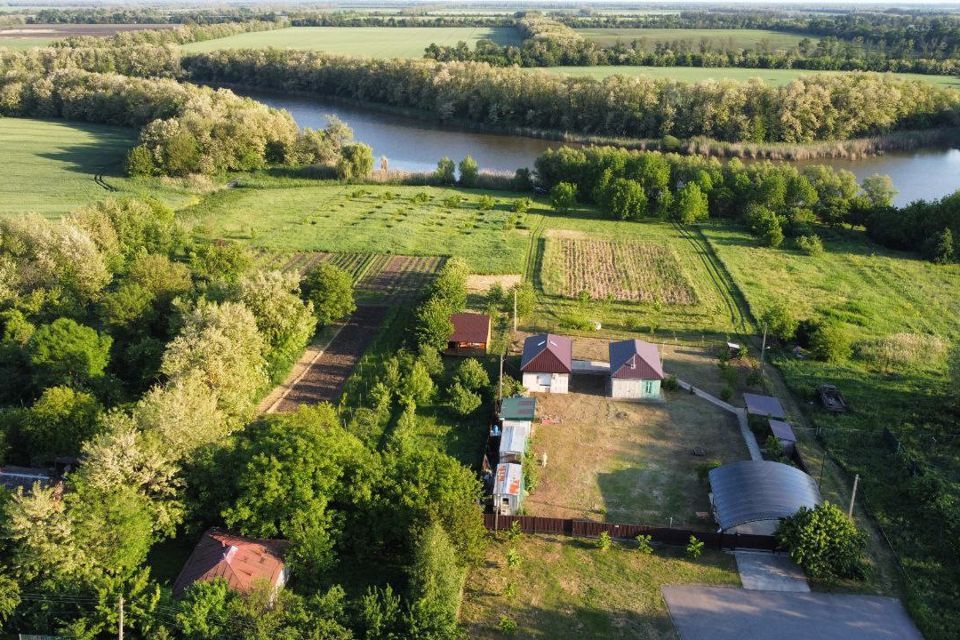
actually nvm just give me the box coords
[0,37,56,49]
[536,65,960,89]
[578,27,814,50]
[181,26,522,58]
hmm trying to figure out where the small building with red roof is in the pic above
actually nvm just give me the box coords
[446,312,492,355]
[172,528,289,598]
[520,333,572,394]
[608,339,665,400]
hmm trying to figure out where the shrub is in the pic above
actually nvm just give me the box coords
[511,198,532,214]
[302,263,355,326]
[661,375,680,392]
[695,460,722,482]
[506,520,523,542]
[809,319,852,362]
[596,531,612,551]
[685,535,704,559]
[458,155,479,187]
[477,195,496,210]
[719,386,733,402]
[448,382,481,416]
[511,167,532,191]
[506,547,522,568]
[745,204,784,248]
[549,182,577,212]
[605,178,647,221]
[497,616,518,635]
[673,182,709,224]
[435,157,456,185]
[455,358,489,391]
[635,534,654,554]
[776,502,866,580]
[796,234,825,256]
[125,144,156,176]
[335,143,374,180]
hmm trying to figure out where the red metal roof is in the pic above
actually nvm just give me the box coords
[172,528,289,598]
[520,334,573,374]
[449,313,491,344]
[609,339,664,380]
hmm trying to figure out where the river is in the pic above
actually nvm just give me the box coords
[248,90,960,207]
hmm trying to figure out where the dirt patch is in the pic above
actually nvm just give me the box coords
[273,306,387,411]
[0,23,175,37]
[356,254,444,301]
[466,273,522,293]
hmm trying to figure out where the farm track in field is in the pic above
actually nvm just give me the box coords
[274,305,388,411]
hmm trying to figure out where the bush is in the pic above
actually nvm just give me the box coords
[596,531,612,551]
[302,263,355,326]
[511,197,531,214]
[335,143,374,180]
[506,547,522,568]
[454,358,489,391]
[761,302,799,342]
[511,168,532,191]
[448,382,481,416]
[796,234,825,256]
[685,535,704,559]
[497,616,518,635]
[719,386,733,402]
[435,157,456,185]
[746,204,784,248]
[809,319,852,362]
[695,459,722,482]
[661,375,680,392]
[125,144,156,176]
[635,534,653,554]
[549,182,577,212]
[776,502,866,580]
[477,195,495,210]
[458,156,479,187]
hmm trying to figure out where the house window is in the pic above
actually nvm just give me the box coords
[537,373,551,386]
[644,380,654,395]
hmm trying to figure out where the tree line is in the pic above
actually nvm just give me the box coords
[181,49,960,144]
[0,197,483,639]
[533,145,958,263]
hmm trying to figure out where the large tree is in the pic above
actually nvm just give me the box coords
[302,263,355,327]
[27,318,112,390]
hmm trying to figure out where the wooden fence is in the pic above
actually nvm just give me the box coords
[483,514,781,552]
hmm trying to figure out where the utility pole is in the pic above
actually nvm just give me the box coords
[498,352,505,401]
[817,446,827,489]
[118,594,124,640]
[513,287,518,332]
[759,322,768,374]
[848,474,860,519]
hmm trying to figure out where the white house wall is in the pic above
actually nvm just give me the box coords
[522,372,569,394]
[610,378,661,400]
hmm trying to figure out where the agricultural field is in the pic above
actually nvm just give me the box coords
[180,26,522,58]
[577,27,814,51]
[185,183,531,274]
[534,65,960,89]
[541,237,698,305]
[461,534,739,640]
[0,117,210,218]
[0,22,174,47]
[253,249,444,302]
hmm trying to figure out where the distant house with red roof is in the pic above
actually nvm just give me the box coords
[446,312,491,355]
[173,528,289,598]
[608,339,664,400]
[520,333,572,394]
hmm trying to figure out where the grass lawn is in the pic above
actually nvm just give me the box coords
[703,224,960,638]
[460,534,740,640]
[0,117,213,218]
[0,37,57,48]
[534,65,960,89]
[181,26,522,58]
[577,27,814,51]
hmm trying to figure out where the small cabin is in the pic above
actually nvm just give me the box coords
[446,313,492,355]
[173,529,289,598]
[608,339,664,400]
[743,393,787,419]
[498,422,531,464]
[493,462,524,516]
[769,419,798,455]
[520,334,572,394]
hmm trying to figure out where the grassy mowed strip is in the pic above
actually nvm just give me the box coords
[541,237,698,305]
[0,117,214,218]
[460,534,739,640]
[0,37,57,49]
[181,26,522,58]
[533,65,960,89]
[185,183,531,274]
[577,27,814,50]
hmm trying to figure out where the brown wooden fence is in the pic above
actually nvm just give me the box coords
[483,514,780,552]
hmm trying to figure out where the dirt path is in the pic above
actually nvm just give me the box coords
[269,306,387,412]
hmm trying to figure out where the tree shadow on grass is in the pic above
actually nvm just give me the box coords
[37,137,132,178]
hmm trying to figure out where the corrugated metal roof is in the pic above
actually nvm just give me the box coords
[448,313,491,344]
[499,423,531,457]
[743,393,787,419]
[708,461,822,532]
[0,466,55,493]
[494,463,523,496]
[172,528,289,598]
[609,339,664,380]
[500,396,536,421]
[520,334,573,373]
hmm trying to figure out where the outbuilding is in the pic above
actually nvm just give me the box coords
[173,528,289,598]
[493,462,524,516]
[446,312,492,355]
[498,422,531,464]
[708,460,822,535]
[520,333,572,394]
[743,393,787,420]
[499,396,536,423]
[608,339,665,400]
[769,419,798,455]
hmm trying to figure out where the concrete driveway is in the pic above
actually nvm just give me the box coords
[663,585,923,640]
[735,551,809,592]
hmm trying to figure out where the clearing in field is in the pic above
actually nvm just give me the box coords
[577,27,814,51]
[532,65,960,89]
[541,237,697,305]
[181,26,522,58]
[460,534,739,640]
[186,183,530,274]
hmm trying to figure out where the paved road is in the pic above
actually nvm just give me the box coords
[663,586,923,640]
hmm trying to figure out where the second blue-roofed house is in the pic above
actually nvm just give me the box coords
[608,339,665,400]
